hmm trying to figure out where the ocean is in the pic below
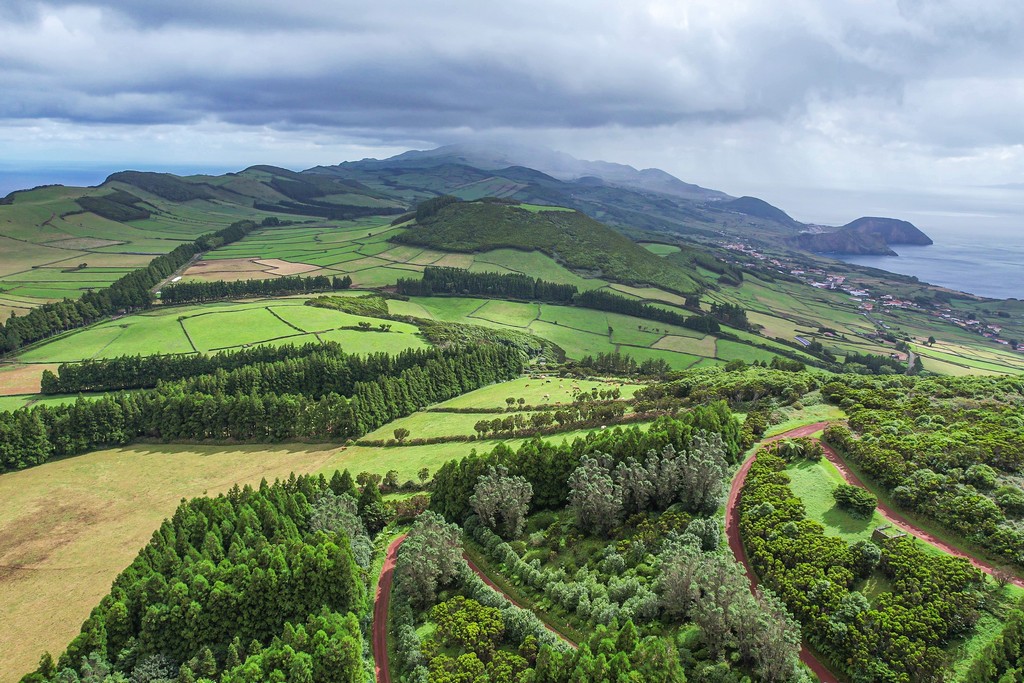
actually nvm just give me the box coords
[840,228,1024,300]
[750,185,1024,301]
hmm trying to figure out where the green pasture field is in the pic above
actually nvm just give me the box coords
[267,304,417,335]
[640,242,682,255]
[315,328,427,354]
[608,283,690,307]
[913,342,1024,375]
[183,308,297,350]
[529,320,615,358]
[470,300,541,327]
[651,333,716,356]
[468,249,607,290]
[434,376,645,410]
[0,392,121,412]
[786,458,888,545]
[536,305,609,333]
[14,299,425,363]
[714,339,779,364]
[609,324,664,347]
[404,296,488,321]
[618,345,705,370]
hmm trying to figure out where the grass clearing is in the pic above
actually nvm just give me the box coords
[786,458,887,544]
[470,300,540,328]
[436,376,644,410]
[182,308,296,351]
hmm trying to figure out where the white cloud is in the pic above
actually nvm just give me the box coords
[0,0,1021,200]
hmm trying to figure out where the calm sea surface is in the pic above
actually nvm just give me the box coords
[840,228,1024,300]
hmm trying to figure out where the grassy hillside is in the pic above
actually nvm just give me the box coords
[393,200,703,293]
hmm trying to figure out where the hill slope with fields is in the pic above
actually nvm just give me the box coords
[393,199,704,294]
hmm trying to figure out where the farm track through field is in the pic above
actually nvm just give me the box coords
[726,422,838,683]
[374,534,406,683]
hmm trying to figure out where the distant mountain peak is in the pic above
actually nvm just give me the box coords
[346,143,730,202]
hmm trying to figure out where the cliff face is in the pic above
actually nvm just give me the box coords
[794,217,932,255]
[841,217,933,245]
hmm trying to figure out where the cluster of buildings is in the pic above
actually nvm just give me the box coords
[722,241,1022,351]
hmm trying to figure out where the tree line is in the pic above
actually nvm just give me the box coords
[429,404,742,524]
[1,343,523,472]
[0,219,260,354]
[159,274,352,304]
[396,266,577,302]
[21,475,369,683]
[41,342,336,394]
[572,288,723,334]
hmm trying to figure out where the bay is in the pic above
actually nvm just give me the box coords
[839,231,1024,300]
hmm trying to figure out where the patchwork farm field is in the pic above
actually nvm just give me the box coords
[396,295,791,368]
[192,217,611,293]
[0,183,282,317]
[14,298,425,363]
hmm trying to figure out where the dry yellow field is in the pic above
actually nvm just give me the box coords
[0,444,339,682]
[0,363,54,395]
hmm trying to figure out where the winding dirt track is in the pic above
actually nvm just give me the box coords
[373,534,406,683]
[818,439,1024,588]
[463,553,579,648]
[726,422,839,683]
[728,421,1024,683]
[379,420,1017,683]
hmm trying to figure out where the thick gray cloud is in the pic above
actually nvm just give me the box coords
[1,0,1022,204]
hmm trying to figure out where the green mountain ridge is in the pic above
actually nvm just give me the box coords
[393,199,704,294]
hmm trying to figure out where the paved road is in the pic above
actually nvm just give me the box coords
[726,422,839,683]
[373,534,407,683]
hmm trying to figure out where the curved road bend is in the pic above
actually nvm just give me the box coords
[463,553,578,648]
[726,422,839,683]
[374,534,407,683]
[819,439,1024,588]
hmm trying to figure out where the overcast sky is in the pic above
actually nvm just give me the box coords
[2,0,1023,224]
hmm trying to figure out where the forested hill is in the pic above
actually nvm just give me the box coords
[393,199,704,294]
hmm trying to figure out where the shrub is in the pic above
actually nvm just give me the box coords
[832,484,877,518]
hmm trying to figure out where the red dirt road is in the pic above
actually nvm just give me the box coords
[464,553,579,648]
[374,534,407,683]
[819,439,1024,588]
[726,422,839,683]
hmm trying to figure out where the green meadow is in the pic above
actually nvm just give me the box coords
[15,298,425,363]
